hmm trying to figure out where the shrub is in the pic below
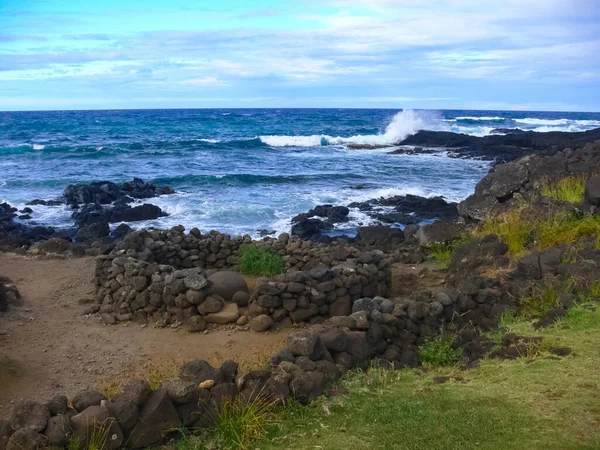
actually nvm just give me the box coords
[210,398,275,450]
[539,175,588,204]
[238,244,285,277]
[518,279,577,318]
[67,422,113,450]
[474,206,534,257]
[419,337,463,367]
[427,244,454,269]
[475,204,600,258]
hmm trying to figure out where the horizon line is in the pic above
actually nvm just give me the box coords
[1,107,599,114]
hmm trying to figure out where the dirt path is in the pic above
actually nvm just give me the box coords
[0,253,288,419]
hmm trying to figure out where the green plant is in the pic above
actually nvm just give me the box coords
[210,397,275,450]
[539,175,588,204]
[419,337,463,367]
[238,244,285,277]
[427,244,455,269]
[517,279,578,318]
[67,422,114,450]
[475,203,600,258]
[474,205,535,257]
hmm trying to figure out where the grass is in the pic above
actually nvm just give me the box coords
[427,244,455,269]
[167,397,276,450]
[539,175,588,204]
[474,204,600,258]
[67,421,114,450]
[518,283,565,319]
[419,336,463,367]
[254,306,600,450]
[427,235,472,269]
[238,244,285,277]
[98,359,181,398]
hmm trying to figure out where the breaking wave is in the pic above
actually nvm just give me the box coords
[260,109,425,147]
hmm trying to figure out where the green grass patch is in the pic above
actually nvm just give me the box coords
[238,244,285,277]
[539,175,588,204]
[427,243,455,269]
[210,398,275,450]
[475,206,600,258]
[170,397,275,450]
[419,336,463,367]
[256,307,600,450]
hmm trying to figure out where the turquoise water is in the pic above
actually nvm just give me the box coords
[1,108,599,236]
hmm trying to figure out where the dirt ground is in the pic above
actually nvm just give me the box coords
[0,253,289,419]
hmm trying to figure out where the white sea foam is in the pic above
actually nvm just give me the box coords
[260,109,425,147]
[454,116,505,121]
[32,144,45,150]
[198,138,220,143]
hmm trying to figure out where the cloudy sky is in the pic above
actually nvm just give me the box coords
[1,0,599,111]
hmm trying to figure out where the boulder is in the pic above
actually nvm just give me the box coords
[109,204,165,223]
[180,360,224,385]
[44,414,71,447]
[584,176,600,206]
[111,223,132,239]
[10,401,50,432]
[108,402,139,431]
[127,388,181,449]
[328,296,351,317]
[161,378,199,405]
[356,226,405,247]
[76,221,110,242]
[250,315,274,332]
[457,194,498,221]
[72,391,108,412]
[289,303,319,323]
[5,428,45,450]
[185,315,207,333]
[45,395,69,416]
[416,221,464,247]
[287,331,328,361]
[318,328,348,352]
[204,303,239,324]
[476,158,530,199]
[207,271,248,302]
[232,291,250,307]
[197,295,224,315]
[111,380,152,406]
[70,405,124,450]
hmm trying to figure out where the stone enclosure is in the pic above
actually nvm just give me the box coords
[93,227,391,329]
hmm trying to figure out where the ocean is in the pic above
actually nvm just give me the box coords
[1,108,599,238]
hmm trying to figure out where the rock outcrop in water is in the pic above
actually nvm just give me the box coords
[290,195,458,241]
[394,127,600,163]
[0,178,174,251]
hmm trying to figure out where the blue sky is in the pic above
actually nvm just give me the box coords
[1,0,599,111]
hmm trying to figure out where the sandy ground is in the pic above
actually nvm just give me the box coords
[0,253,288,419]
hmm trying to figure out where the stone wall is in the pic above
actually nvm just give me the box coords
[0,285,508,450]
[93,227,391,328]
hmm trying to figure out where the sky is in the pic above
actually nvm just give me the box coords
[0,0,599,111]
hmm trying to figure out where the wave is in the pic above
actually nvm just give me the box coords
[151,172,361,187]
[260,109,424,147]
[453,116,506,121]
[514,118,600,127]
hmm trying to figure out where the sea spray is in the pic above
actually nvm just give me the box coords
[260,109,429,147]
